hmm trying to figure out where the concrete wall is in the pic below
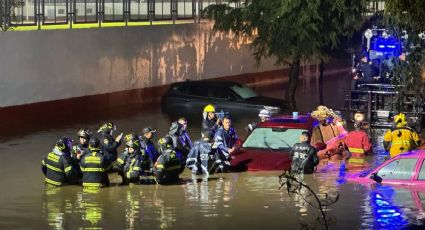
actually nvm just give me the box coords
[0,22,280,107]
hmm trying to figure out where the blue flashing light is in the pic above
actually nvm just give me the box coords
[369,35,402,59]
[369,187,408,229]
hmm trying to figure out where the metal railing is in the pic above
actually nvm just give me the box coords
[0,0,243,29]
[343,84,425,127]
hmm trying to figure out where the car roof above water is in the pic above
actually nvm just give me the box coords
[392,150,425,159]
[171,80,244,87]
[258,115,316,130]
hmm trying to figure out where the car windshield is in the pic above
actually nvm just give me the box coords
[230,85,259,99]
[242,127,307,150]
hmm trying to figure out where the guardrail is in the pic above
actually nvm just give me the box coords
[343,85,424,127]
[0,0,243,30]
[1,0,384,31]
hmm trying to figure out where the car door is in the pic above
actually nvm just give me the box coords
[184,84,213,115]
[375,158,420,186]
[209,86,242,115]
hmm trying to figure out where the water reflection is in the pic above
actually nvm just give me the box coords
[183,174,236,219]
[43,187,67,230]
[78,188,103,229]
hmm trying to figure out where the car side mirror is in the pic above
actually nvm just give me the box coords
[314,142,327,151]
[369,173,382,184]
[225,96,235,101]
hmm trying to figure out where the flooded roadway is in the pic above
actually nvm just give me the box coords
[0,71,424,229]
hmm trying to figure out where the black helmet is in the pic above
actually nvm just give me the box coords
[158,136,173,149]
[77,129,91,139]
[202,130,214,141]
[89,137,101,151]
[126,139,140,149]
[56,137,73,152]
[97,122,116,133]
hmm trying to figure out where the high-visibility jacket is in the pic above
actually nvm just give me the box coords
[41,147,77,186]
[345,130,372,166]
[99,132,121,163]
[117,149,152,184]
[383,127,421,158]
[80,151,109,187]
[154,149,181,184]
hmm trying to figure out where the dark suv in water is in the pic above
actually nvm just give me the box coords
[161,80,286,118]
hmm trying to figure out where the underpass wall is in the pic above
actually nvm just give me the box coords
[0,21,280,108]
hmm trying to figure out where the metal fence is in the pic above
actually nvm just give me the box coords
[0,0,244,29]
[0,0,385,30]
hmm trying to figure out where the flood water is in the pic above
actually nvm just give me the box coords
[1,71,424,229]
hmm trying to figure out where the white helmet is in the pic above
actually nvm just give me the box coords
[259,109,271,118]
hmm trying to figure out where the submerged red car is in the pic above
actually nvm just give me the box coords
[347,150,425,187]
[230,115,318,171]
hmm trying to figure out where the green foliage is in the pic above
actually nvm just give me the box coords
[386,0,425,34]
[204,0,367,108]
[1,0,25,31]
[385,0,425,111]
[204,0,366,65]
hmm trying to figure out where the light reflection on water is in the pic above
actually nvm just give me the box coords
[3,74,425,229]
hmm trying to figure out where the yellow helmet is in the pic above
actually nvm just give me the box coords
[203,104,216,113]
[394,113,407,127]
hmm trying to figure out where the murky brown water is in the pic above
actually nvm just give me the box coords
[1,71,424,229]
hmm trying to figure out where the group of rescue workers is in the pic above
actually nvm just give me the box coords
[41,101,423,188]
[41,104,244,188]
[351,51,408,90]
[289,105,422,175]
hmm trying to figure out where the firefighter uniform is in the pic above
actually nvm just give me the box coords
[41,137,77,186]
[384,113,421,158]
[345,127,372,167]
[98,122,122,164]
[80,138,109,188]
[154,137,182,184]
[202,104,219,136]
[117,139,152,184]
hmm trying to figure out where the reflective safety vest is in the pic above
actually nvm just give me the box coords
[80,151,108,187]
[41,148,76,186]
[345,130,372,166]
[117,150,151,183]
[154,149,181,183]
[383,128,421,158]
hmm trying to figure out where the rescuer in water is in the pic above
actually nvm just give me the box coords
[246,109,272,133]
[71,129,91,160]
[41,137,78,187]
[80,137,110,188]
[290,131,319,174]
[383,113,421,158]
[97,122,123,168]
[310,106,341,145]
[140,127,159,162]
[117,137,151,184]
[213,116,239,172]
[154,136,182,184]
[202,104,221,136]
[186,131,215,177]
[344,119,372,168]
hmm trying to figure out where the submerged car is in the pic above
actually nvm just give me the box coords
[230,115,318,171]
[347,150,425,187]
[161,80,285,119]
